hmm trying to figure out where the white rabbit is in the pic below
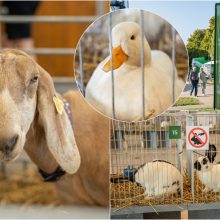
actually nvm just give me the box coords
[194,144,220,192]
[135,160,182,198]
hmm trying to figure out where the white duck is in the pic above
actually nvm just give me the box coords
[85,22,184,121]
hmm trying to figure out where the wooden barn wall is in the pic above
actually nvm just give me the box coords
[32,1,109,77]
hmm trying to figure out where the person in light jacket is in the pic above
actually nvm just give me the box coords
[199,67,208,96]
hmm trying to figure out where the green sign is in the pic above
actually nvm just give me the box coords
[214,4,220,109]
[169,126,181,139]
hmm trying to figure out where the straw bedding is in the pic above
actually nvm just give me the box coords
[0,167,61,205]
[111,171,220,210]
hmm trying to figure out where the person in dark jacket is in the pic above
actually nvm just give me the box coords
[2,1,40,60]
[190,67,199,97]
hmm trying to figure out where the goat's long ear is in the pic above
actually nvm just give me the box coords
[37,66,80,174]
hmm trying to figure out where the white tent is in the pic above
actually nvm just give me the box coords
[202,61,214,77]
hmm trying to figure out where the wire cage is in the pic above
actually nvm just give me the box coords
[187,111,220,204]
[111,110,220,212]
[74,9,188,121]
[110,111,186,209]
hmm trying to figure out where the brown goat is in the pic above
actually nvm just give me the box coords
[0,49,109,206]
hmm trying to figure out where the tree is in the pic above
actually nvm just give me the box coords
[201,16,215,59]
[187,16,215,61]
[187,29,206,50]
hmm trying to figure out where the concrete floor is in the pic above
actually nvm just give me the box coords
[0,205,109,219]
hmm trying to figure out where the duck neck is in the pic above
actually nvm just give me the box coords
[144,41,152,66]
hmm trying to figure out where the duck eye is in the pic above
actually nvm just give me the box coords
[30,75,38,84]
[130,35,135,40]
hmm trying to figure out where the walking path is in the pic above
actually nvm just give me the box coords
[170,82,214,110]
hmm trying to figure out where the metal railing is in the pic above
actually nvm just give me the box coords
[20,48,75,55]
[0,15,93,55]
[0,15,97,23]
[0,2,106,55]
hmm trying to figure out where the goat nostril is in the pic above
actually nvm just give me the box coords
[6,135,19,152]
[0,135,19,154]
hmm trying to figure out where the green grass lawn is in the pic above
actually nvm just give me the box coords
[189,107,214,111]
[174,97,200,106]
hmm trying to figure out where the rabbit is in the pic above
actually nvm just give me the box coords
[194,144,220,192]
[134,160,182,198]
[111,160,182,199]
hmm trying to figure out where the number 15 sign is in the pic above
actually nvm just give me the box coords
[169,126,181,139]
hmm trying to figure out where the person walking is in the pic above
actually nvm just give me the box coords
[199,67,208,96]
[190,67,199,97]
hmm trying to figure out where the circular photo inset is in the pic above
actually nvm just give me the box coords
[74,9,188,121]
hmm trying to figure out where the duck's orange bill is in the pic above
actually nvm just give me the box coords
[102,46,128,72]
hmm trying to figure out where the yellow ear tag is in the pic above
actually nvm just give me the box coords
[53,96,64,114]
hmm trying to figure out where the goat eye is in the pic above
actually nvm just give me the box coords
[30,76,38,83]
[130,35,135,40]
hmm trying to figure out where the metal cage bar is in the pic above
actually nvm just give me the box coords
[172,27,176,103]
[78,42,85,95]
[109,13,116,119]
[140,10,145,120]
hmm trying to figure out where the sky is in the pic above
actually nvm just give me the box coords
[129,1,218,43]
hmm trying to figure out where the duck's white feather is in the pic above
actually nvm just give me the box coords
[86,50,184,121]
[85,22,184,121]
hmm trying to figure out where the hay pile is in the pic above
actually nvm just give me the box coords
[111,181,182,209]
[0,168,61,205]
[192,172,220,204]
[111,171,220,210]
